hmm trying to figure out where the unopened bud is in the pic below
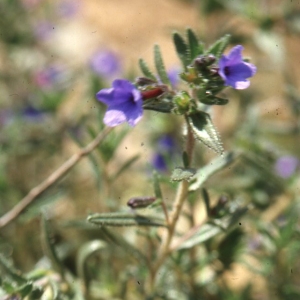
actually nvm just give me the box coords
[173,91,191,114]
[141,87,165,100]
[194,54,216,69]
[127,196,156,209]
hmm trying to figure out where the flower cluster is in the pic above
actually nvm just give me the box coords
[96,43,256,127]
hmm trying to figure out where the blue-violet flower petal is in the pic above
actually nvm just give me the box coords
[96,79,143,127]
[218,45,256,90]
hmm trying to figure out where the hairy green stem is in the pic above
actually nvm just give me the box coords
[147,119,195,292]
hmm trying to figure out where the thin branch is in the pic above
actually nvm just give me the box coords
[0,127,113,229]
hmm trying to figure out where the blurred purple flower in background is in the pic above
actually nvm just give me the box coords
[152,153,168,172]
[151,134,177,172]
[96,79,143,127]
[275,155,299,178]
[218,45,256,90]
[22,106,46,122]
[90,50,121,79]
[167,66,181,88]
[34,65,63,89]
[34,21,54,40]
[57,0,81,17]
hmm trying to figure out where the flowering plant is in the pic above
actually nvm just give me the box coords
[3,10,299,298]
[97,31,256,155]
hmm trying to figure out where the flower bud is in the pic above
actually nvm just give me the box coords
[141,87,165,100]
[194,54,216,70]
[127,196,156,209]
[209,195,229,218]
[135,77,157,86]
[173,91,191,114]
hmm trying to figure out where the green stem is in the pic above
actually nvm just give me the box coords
[147,119,195,293]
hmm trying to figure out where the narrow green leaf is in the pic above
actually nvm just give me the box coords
[170,167,196,182]
[17,282,33,298]
[110,154,140,181]
[41,214,65,278]
[76,240,106,293]
[187,111,224,154]
[49,279,60,300]
[138,58,157,81]
[87,212,166,227]
[182,151,189,168]
[218,228,243,269]
[29,287,44,299]
[153,171,163,200]
[178,223,222,250]
[0,253,27,284]
[206,34,231,59]
[177,204,248,250]
[101,227,147,263]
[187,28,200,61]
[189,152,236,191]
[173,32,189,68]
[2,280,16,294]
[201,188,210,216]
[154,45,171,85]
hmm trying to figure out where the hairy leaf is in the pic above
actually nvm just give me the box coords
[189,152,236,191]
[87,212,166,227]
[76,240,106,292]
[187,28,200,61]
[187,111,224,154]
[176,204,248,250]
[170,167,196,182]
[206,34,231,59]
[173,32,189,68]
[154,45,171,85]
[138,58,157,81]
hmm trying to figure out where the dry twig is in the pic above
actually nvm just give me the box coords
[0,127,113,229]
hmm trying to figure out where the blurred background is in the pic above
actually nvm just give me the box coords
[1,0,300,299]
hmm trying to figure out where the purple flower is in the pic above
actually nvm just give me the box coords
[96,79,143,127]
[157,134,176,152]
[275,156,299,178]
[151,134,178,172]
[90,50,121,79]
[167,66,181,88]
[152,153,168,172]
[218,45,256,90]
[22,106,45,122]
[57,0,81,17]
[34,65,62,89]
